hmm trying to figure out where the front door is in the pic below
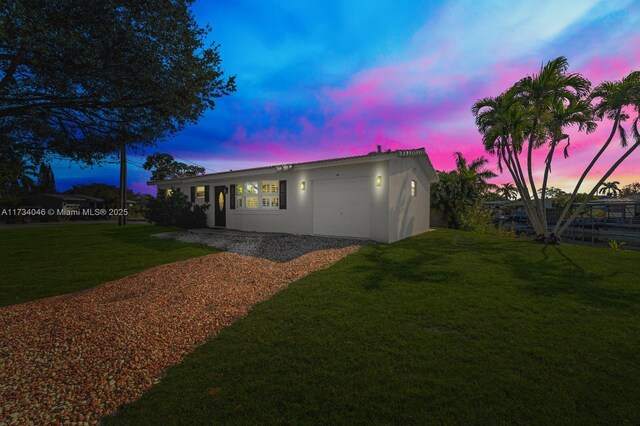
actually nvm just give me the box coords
[214,186,226,227]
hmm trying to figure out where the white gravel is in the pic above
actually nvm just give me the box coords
[153,229,373,262]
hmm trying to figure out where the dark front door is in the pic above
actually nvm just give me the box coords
[214,186,226,227]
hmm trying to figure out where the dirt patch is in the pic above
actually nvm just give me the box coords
[0,246,359,425]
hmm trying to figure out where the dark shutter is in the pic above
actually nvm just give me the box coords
[279,180,287,209]
[190,186,195,203]
[204,185,210,203]
[230,184,236,209]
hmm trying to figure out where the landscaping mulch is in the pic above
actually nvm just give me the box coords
[0,246,359,425]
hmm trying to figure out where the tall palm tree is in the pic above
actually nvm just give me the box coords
[555,70,640,237]
[453,151,497,193]
[512,57,592,233]
[472,91,547,235]
[497,183,518,200]
[474,57,640,242]
[598,181,621,197]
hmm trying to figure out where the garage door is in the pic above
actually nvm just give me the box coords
[313,177,371,238]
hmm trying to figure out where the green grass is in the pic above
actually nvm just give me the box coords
[0,224,217,307]
[105,229,640,425]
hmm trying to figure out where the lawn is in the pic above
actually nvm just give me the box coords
[0,223,217,307]
[105,229,640,425]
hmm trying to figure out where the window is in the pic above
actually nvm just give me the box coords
[233,180,283,210]
[196,186,205,199]
[246,197,259,208]
[245,182,259,194]
[410,180,417,197]
[262,181,279,194]
[165,189,173,197]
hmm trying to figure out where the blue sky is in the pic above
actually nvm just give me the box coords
[53,0,640,194]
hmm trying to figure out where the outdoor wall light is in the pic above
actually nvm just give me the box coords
[300,181,306,190]
[376,175,382,187]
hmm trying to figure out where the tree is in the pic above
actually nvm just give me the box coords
[0,1,236,163]
[472,57,640,243]
[144,188,208,228]
[598,181,621,197]
[497,182,518,200]
[36,162,56,193]
[0,145,37,205]
[453,151,498,194]
[143,153,206,181]
[431,153,496,229]
[620,182,640,196]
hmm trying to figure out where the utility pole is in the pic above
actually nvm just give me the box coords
[119,143,127,226]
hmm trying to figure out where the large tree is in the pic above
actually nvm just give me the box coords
[0,0,236,163]
[143,153,206,181]
[472,57,640,243]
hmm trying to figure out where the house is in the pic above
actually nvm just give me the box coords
[149,147,439,243]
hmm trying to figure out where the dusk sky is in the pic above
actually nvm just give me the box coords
[53,0,639,194]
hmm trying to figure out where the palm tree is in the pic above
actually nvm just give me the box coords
[555,70,640,237]
[497,183,518,200]
[599,181,621,197]
[474,57,640,242]
[472,91,547,235]
[512,57,593,234]
[453,151,497,194]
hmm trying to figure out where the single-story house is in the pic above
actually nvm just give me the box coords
[149,147,439,243]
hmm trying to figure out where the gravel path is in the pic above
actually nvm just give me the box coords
[153,229,372,262]
[0,247,359,425]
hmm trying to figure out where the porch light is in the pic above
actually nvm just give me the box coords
[376,175,382,187]
[300,181,306,190]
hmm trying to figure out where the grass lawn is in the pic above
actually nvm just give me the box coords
[0,223,217,307]
[106,229,640,425]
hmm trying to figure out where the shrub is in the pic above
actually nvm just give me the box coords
[144,189,209,228]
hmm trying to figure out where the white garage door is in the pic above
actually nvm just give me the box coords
[313,177,371,238]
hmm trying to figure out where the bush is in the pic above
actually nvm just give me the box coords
[144,189,209,228]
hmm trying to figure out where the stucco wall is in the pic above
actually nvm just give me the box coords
[155,156,431,243]
[387,157,431,243]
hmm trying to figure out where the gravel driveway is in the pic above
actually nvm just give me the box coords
[0,247,359,425]
[153,228,373,262]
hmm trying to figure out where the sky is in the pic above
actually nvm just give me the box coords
[53,0,640,194]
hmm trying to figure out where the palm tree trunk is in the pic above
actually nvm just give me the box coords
[502,144,546,235]
[526,135,544,236]
[557,140,639,237]
[540,141,558,229]
[552,111,621,235]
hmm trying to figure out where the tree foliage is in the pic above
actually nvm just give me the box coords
[144,189,208,228]
[472,57,640,243]
[65,183,137,207]
[431,153,496,229]
[36,162,56,193]
[0,0,236,163]
[143,153,206,181]
[620,182,640,196]
[497,182,518,200]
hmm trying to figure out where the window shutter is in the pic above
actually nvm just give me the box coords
[190,186,195,203]
[204,185,210,203]
[279,180,287,209]
[230,184,236,209]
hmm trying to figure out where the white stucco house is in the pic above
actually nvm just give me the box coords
[149,147,439,243]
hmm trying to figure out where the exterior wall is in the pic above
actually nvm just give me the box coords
[157,161,391,241]
[387,157,431,243]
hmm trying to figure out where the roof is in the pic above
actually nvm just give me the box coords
[68,194,105,202]
[27,193,87,202]
[148,147,439,185]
